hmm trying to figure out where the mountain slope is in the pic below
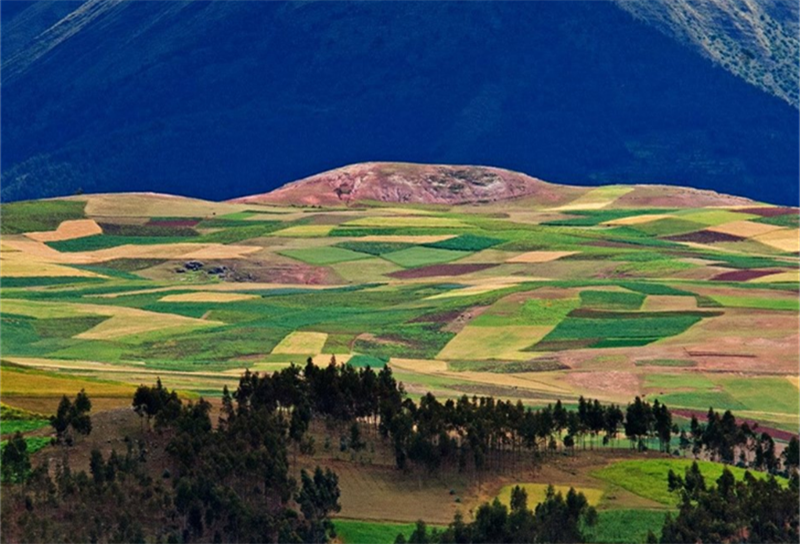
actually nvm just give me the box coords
[616,0,800,108]
[1,1,797,204]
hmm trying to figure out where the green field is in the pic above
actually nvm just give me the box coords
[334,520,446,544]
[593,459,786,506]
[583,510,669,544]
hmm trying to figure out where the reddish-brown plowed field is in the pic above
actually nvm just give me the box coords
[666,230,746,243]
[737,207,798,217]
[671,409,796,442]
[389,263,496,279]
[711,269,785,282]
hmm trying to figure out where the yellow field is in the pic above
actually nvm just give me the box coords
[496,483,604,507]
[1,365,136,398]
[159,291,260,303]
[389,358,448,373]
[72,193,251,218]
[270,225,335,237]
[749,270,800,283]
[707,220,784,238]
[787,376,799,390]
[437,325,551,361]
[604,214,673,226]
[26,219,103,242]
[506,251,578,263]
[356,235,456,243]
[554,186,632,211]
[272,331,329,354]
[0,254,104,277]
[0,238,260,264]
[753,229,800,252]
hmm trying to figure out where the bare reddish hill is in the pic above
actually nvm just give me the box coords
[231,162,760,208]
[230,162,567,206]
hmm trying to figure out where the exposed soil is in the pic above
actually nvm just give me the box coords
[737,207,798,217]
[711,269,785,282]
[666,230,746,243]
[230,163,567,207]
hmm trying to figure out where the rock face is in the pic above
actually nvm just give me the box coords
[230,163,565,206]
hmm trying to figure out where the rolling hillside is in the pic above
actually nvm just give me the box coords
[2,164,797,435]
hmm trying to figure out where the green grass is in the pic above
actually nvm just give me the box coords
[347,354,389,368]
[583,510,668,544]
[47,235,195,252]
[0,277,106,288]
[593,459,785,506]
[673,209,757,226]
[580,290,646,310]
[709,296,799,312]
[631,218,706,237]
[0,436,52,455]
[617,283,696,296]
[472,297,580,327]
[334,520,444,544]
[380,247,471,268]
[542,209,671,227]
[0,419,50,435]
[0,200,86,234]
[612,259,694,277]
[718,377,800,415]
[644,374,715,391]
[333,241,416,256]
[752,214,799,228]
[31,316,108,338]
[540,313,703,341]
[98,222,197,237]
[279,247,372,265]
[423,234,502,251]
[653,391,747,412]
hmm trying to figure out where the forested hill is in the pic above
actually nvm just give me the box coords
[2,1,797,205]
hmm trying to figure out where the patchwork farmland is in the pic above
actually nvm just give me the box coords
[1,168,798,542]
[1,184,797,432]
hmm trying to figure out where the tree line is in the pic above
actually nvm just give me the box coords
[212,358,798,477]
[2,359,799,543]
[1,379,341,543]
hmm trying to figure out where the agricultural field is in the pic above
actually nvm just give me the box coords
[1,192,797,435]
[0,186,797,543]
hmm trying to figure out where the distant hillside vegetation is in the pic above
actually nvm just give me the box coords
[616,0,800,108]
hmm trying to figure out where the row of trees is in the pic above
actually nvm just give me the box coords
[682,408,798,474]
[660,462,799,543]
[209,359,796,476]
[397,485,598,544]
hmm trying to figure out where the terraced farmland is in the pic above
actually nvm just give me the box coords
[1,183,798,436]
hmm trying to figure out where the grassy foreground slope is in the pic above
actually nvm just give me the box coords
[1,170,798,432]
